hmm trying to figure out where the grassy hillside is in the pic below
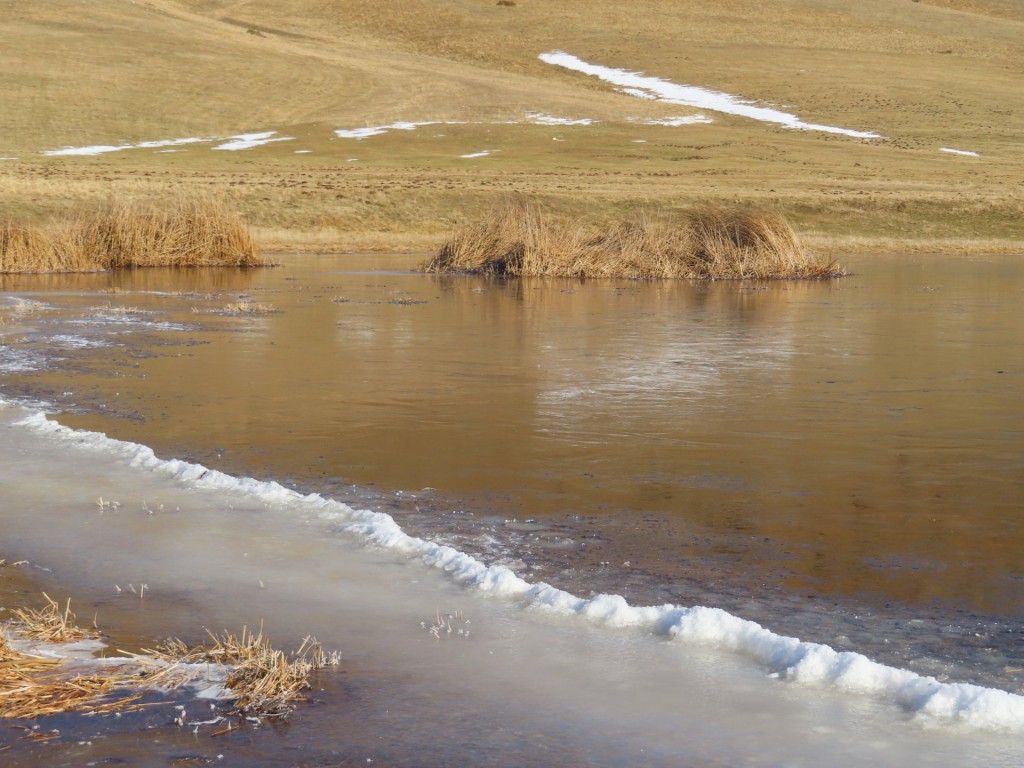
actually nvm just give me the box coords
[2,0,1022,252]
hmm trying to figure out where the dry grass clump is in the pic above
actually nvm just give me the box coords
[424,200,845,280]
[1,597,144,719]
[0,594,337,723]
[222,300,276,314]
[0,222,58,273]
[10,593,95,643]
[0,196,263,273]
[0,659,142,720]
[152,627,337,719]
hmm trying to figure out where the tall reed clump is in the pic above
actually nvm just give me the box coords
[0,222,60,274]
[424,199,844,280]
[0,196,263,273]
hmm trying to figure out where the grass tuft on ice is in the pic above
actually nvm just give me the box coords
[0,593,338,724]
[10,593,95,643]
[148,626,336,719]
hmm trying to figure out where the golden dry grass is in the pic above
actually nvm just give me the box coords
[10,594,95,644]
[0,594,337,722]
[425,199,843,279]
[1,0,1021,251]
[0,196,262,273]
[150,627,337,719]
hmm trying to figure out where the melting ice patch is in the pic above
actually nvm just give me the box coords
[0,347,48,374]
[940,147,980,157]
[539,51,882,139]
[8,404,1024,734]
[68,310,191,333]
[48,334,114,350]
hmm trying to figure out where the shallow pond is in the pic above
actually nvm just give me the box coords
[0,253,1022,765]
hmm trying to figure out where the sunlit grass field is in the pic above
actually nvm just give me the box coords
[2,0,1022,253]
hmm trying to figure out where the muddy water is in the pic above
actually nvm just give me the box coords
[1,253,1022,690]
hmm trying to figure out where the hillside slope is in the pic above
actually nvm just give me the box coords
[2,0,1022,250]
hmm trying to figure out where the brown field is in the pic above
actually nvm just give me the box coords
[1,0,1022,254]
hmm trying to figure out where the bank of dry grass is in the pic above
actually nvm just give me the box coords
[0,197,262,273]
[425,200,843,279]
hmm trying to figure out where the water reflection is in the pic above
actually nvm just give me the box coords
[1,253,1022,621]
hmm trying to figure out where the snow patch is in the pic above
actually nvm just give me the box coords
[334,121,445,140]
[43,137,212,157]
[459,150,499,159]
[539,51,882,139]
[638,115,713,126]
[526,112,597,126]
[212,131,294,151]
[940,147,980,157]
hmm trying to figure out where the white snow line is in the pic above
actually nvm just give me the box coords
[459,150,499,159]
[43,137,214,157]
[939,147,980,157]
[334,121,453,140]
[539,51,882,139]
[211,132,294,151]
[43,144,137,157]
[526,112,597,126]
[134,138,211,150]
[636,115,713,126]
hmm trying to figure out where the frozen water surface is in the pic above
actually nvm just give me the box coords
[1,256,1022,766]
[1,401,1022,766]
